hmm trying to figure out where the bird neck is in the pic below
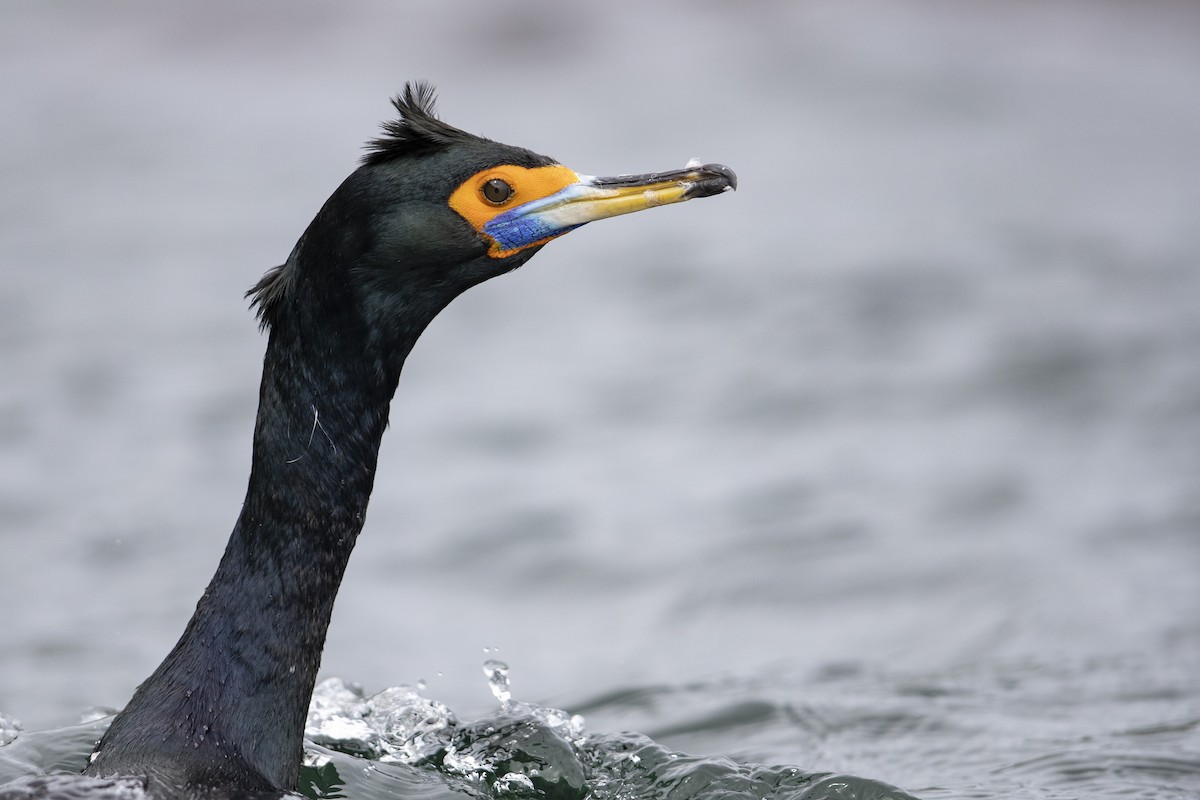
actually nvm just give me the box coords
[87,305,408,793]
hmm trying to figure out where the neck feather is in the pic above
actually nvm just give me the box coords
[87,292,410,793]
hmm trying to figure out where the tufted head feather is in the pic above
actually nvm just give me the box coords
[360,82,479,165]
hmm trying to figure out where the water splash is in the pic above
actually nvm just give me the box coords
[481,660,587,745]
[0,666,920,800]
[298,666,595,798]
[483,659,512,709]
[304,677,457,764]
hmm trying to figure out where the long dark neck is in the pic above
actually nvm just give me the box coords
[87,289,408,793]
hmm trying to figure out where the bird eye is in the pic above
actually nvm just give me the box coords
[482,178,513,205]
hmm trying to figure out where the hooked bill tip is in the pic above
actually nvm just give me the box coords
[683,163,737,199]
[703,163,737,191]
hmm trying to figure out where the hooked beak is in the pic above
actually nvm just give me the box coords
[482,163,737,256]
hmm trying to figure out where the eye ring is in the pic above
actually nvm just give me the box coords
[481,178,514,205]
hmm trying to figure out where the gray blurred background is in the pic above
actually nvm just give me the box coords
[1,2,1198,794]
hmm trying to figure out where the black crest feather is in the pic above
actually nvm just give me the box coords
[247,260,293,331]
[361,82,476,165]
[249,84,485,331]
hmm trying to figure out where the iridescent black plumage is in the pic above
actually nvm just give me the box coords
[360,81,476,164]
[0,83,734,800]
[82,84,558,798]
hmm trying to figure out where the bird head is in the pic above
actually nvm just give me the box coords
[249,82,735,357]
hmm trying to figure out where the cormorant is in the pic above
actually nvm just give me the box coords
[3,83,734,799]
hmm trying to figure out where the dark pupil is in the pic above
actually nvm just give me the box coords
[482,179,513,205]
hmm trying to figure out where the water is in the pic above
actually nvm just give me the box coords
[1,1,1198,798]
[0,675,917,800]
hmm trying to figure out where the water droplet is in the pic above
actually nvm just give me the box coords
[482,659,511,707]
